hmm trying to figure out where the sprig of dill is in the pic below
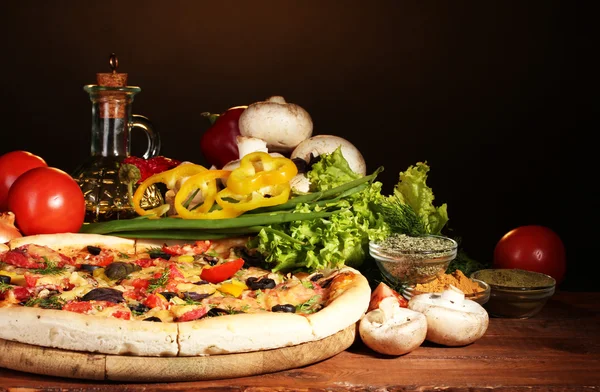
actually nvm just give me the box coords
[184,297,202,306]
[32,259,66,275]
[25,296,66,309]
[147,268,170,292]
[375,194,427,236]
[0,281,13,293]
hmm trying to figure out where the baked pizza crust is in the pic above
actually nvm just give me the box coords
[0,234,372,357]
[7,233,136,256]
[0,243,7,252]
[306,267,371,339]
[178,312,315,356]
[0,306,179,356]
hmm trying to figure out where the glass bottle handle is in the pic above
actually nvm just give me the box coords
[131,114,160,159]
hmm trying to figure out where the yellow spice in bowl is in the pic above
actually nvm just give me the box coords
[414,270,484,294]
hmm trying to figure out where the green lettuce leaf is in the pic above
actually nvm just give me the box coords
[393,162,448,235]
[307,146,361,191]
[248,150,388,272]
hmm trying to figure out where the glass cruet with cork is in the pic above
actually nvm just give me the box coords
[72,54,163,223]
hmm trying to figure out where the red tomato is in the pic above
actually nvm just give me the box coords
[63,301,93,313]
[161,240,211,256]
[12,287,33,301]
[129,278,150,290]
[168,263,185,280]
[111,310,131,320]
[493,225,566,284]
[177,307,208,322]
[24,273,38,288]
[368,282,408,312]
[7,167,85,236]
[134,258,155,268]
[144,294,168,309]
[200,258,245,283]
[0,151,48,211]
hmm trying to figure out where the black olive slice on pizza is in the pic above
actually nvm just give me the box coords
[0,233,370,356]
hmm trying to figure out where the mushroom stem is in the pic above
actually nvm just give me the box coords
[236,136,268,159]
[266,96,286,104]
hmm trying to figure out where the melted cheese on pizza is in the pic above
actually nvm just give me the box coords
[0,239,347,322]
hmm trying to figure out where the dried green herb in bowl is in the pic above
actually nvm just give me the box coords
[472,269,555,289]
[369,234,458,286]
[470,269,556,318]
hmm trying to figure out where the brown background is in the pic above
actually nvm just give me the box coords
[0,2,587,289]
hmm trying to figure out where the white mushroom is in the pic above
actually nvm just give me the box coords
[290,173,311,194]
[408,286,489,347]
[238,96,313,153]
[221,137,285,186]
[236,136,268,159]
[359,296,427,356]
[290,135,367,176]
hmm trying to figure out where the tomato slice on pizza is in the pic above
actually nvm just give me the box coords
[0,233,370,357]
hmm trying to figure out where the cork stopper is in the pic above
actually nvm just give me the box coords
[93,53,131,119]
[96,53,128,87]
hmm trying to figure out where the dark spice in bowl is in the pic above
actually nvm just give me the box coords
[473,269,555,289]
[471,269,556,318]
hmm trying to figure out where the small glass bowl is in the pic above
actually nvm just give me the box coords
[402,278,491,305]
[369,235,458,286]
[471,269,556,319]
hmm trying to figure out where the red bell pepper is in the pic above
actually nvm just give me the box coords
[200,258,244,284]
[122,156,182,184]
[200,106,247,169]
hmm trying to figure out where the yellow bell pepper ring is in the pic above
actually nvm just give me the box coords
[215,184,291,212]
[174,170,242,219]
[132,164,207,217]
[226,152,298,195]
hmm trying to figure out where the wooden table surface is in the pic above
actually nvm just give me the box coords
[1,291,599,391]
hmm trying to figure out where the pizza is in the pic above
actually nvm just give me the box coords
[0,233,370,357]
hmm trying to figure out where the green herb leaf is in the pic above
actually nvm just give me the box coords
[130,305,148,316]
[0,281,13,293]
[374,194,428,236]
[148,268,170,292]
[25,296,66,310]
[224,305,245,315]
[301,281,314,289]
[184,297,202,306]
[296,295,321,314]
[446,248,488,277]
[32,259,66,275]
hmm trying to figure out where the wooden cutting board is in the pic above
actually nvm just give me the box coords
[0,324,355,382]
